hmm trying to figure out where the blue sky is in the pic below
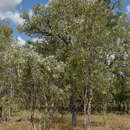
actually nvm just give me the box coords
[0,0,129,45]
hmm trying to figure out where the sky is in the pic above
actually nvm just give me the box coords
[0,0,129,45]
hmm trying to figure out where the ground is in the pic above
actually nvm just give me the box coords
[0,112,130,130]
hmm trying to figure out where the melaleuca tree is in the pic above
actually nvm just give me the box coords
[15,46,69,130]
[17,0,129,130]
[107,15,130,113]
[0,22,13,121]
[36,55,69,130]
[1,46,24,120]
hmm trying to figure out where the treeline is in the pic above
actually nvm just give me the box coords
[0,0,130,130]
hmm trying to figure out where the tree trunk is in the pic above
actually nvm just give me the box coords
[123,102,126,113]
[30,65,37,130]
[103,95,107,127]
[39,109,42,130]
[30,87,37,130]
[118,102,121,112]
[9,81,14,118]
[30,107,36,130]
[87,100,91,130]
[126,103,129,114]
[0,106,2,123]
[72,87,76,127]
[84,100,87,130]
[83,84,88,130]
[87,89,92,130]
[48,111,52,130]
[44,112,46,130]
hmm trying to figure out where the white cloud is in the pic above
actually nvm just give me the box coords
[17,36,25,45]
[0,0,24,24]
[0,11,24,24]
[0,0,22,11]
[126,5,130,14]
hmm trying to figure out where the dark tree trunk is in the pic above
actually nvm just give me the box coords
[0,106,2,123]
[126,103,129,114]
[72,87,77,127]
[118,102,121,112]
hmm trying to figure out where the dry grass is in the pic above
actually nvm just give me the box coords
[0,112,130,130]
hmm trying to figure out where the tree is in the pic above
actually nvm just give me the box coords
[17,0,129,130]
[0,22,13,121]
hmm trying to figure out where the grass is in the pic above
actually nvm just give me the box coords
[0,111,130,130]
